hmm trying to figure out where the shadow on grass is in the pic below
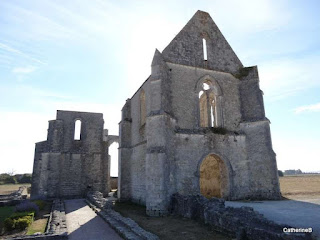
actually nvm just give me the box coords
[113,201,231,240]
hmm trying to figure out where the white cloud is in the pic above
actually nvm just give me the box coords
[12,66,37,74]
[294,102,320,114]
[0,42,45,65]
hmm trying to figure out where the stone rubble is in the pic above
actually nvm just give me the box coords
[170,193,313,240]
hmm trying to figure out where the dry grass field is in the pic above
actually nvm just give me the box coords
[279,175,320,199]
[0,184,31,195]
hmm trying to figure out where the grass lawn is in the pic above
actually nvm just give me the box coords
[0,184,31,195]
[27,219,47,235]
[26,200,52,235]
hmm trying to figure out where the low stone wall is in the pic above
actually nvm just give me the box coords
[0,186,27,207]
[87,191,159,240]
[170,194,313,240]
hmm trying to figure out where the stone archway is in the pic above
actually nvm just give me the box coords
[199,154,228,198]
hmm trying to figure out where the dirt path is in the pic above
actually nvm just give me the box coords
[65,199,123,240]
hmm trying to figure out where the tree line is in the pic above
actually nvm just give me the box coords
[0,173,32,184]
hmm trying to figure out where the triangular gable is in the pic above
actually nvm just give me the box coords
[162,10,243,74]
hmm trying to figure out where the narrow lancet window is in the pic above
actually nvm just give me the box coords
[202,38,207,61]
[74,120,81,140]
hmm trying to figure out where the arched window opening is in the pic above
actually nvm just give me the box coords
[202,38,208,61]
[109,142,119,191]
[199,82,216,127]
[74,119,81,140]
[196,75,223,128]
[140,89,146,126]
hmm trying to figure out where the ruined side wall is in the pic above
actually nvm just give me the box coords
[32,152,109,199]
[56,111,104,153]
[31,111,110,199]
[168,63,242,131]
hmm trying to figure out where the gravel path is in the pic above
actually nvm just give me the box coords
[65,199,123,240]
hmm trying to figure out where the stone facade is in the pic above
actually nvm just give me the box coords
[31,110,116,199]
[119,10,281,216]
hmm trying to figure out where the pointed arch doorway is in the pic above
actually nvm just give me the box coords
[199,154,228,198]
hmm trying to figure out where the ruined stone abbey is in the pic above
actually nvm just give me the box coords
[32,10,281,216]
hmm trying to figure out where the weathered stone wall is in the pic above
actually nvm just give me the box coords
[119,78,153,202]
[172,131,250,200]
[118,100,132,200]
[168,63,242,131]
[162,10,243,74]
[130,143,146,205]
[238,66,266,122]
[31,110,110,199]
[240,121,280,199]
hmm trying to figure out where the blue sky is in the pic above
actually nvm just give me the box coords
[0,0,319,175]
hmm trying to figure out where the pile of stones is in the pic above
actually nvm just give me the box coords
[86,191,112,209]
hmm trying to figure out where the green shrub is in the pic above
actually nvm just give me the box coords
[4,211,34,231]
[15,216,32,230]
[4,218,15,231]
[11,211,34,219]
